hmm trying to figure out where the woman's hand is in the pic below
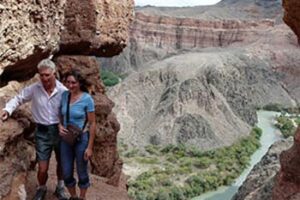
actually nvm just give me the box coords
[58,124,68,136]
[84,147,93,161]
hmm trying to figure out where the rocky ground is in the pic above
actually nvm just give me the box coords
[24,156,129,200]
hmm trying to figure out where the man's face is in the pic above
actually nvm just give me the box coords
[38,67,55,89]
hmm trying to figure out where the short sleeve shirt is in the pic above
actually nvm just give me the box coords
[61,91,95,129]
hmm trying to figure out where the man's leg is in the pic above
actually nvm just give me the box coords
[37,161,49,185]
[34,126,51,200]
[53,126,68,200]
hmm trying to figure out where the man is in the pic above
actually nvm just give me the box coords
[1,59,68,200]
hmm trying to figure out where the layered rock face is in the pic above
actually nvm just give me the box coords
[131,12,274,51]
[102,12,275,74]
[0,0,133,199]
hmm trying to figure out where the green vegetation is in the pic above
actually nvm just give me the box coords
[262,104,300,114]
[100,70,121,87]
[121,127,262,200]
[275,114,298,138]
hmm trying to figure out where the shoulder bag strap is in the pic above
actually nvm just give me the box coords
[66,92,71,124]
[82,107,88,131]
[67,92,88,130]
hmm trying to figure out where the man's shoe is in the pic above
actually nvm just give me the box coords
[54,186,68,200]
[32,187,47,200]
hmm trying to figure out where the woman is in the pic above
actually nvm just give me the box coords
[59,70,96,200]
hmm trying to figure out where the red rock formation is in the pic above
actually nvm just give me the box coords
[283,0,300,44]
[0,0,134,84]
[60,0,134,57]
[0,0,65,82]
[131,12,274,51]
[272,126,300,200]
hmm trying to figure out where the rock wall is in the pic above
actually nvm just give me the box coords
[283,0,300,44]
[60,0,134,57]
[101,12,275,74]
[272,128,300,200]
[0,0,65,82]
[0,0,134,84]
[0,0,133,199]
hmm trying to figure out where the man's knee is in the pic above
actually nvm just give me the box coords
[38,161,49,174]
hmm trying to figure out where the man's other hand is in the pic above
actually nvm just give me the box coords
[1,110,9,121]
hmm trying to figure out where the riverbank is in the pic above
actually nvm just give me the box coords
[192,110,282,200]
[120,112,276,199]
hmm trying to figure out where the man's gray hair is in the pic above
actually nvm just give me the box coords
[37,59,56,71]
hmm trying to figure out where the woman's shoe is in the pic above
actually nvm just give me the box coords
[32,187,47,200]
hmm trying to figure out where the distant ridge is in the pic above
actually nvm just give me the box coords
[135,0,282,21]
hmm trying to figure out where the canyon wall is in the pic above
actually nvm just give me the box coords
[101,12,275,74]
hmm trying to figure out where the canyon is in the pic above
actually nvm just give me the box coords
[104,0,300,199]
[0,0,300,199]
[106,0,300,150]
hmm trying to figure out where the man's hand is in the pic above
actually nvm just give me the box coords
[1,110,9,121]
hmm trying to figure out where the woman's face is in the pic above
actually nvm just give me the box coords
[66,75,80,93]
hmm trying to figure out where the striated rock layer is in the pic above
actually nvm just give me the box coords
[101,12,275,74]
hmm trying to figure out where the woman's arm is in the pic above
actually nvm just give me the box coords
[84,111,96,160]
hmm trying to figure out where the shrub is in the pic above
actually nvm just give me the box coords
[263,103,284,112]
[101,70,120,87]
[276,115,296,138]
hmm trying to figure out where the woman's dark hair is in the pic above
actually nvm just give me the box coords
[64,69,89,93]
